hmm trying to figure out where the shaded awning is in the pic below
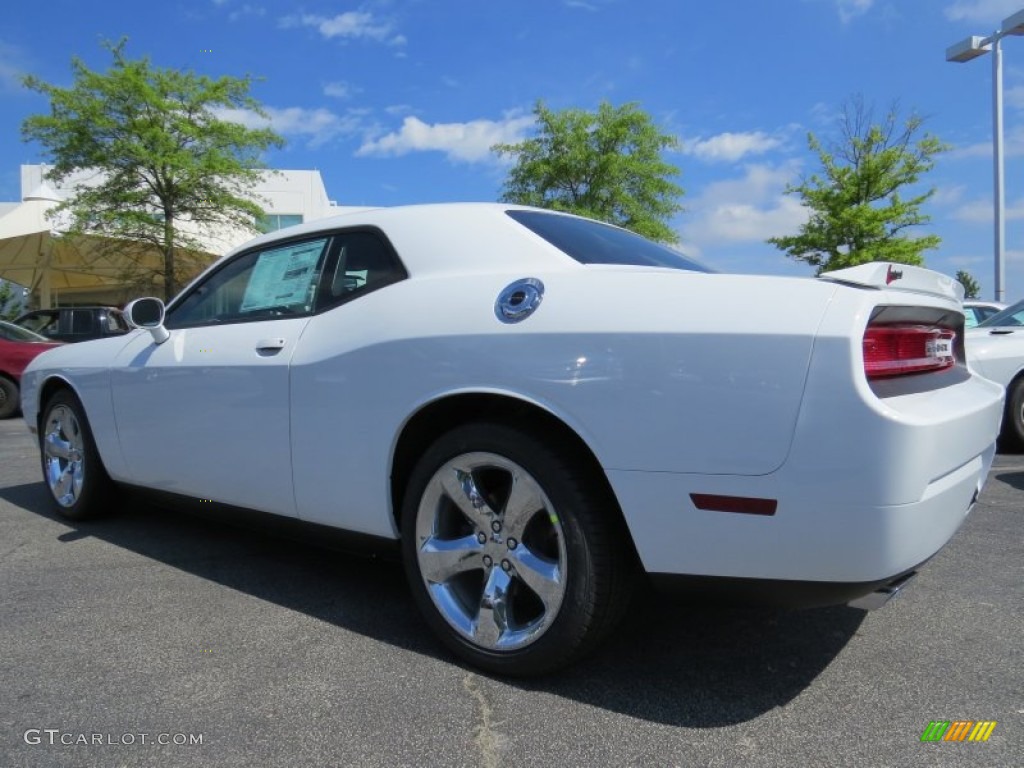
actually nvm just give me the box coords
[0,194,217,306]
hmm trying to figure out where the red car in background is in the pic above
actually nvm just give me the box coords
[0,320,62,419]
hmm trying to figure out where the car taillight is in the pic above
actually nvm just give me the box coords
[862,325,956,378]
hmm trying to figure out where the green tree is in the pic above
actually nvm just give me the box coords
[22,39,283,300]
[493,101,684,243]
[768,97,948,274]
[0,280,23,321]
[955,269,981,299]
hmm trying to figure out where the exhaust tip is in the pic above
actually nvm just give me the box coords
[848,571,917,611]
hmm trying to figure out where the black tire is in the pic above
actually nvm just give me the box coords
[39,389,116,520]
[1003,378,1024,451]
[0,376,18,419]
[400,422,636,676]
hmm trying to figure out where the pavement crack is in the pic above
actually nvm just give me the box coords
[463,673,502,768]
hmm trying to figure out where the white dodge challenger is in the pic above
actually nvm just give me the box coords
[20,204,1004,675]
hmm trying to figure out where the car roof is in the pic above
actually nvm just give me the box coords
[214,203,583,277]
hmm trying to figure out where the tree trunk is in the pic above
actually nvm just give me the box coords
[163,212,176,301]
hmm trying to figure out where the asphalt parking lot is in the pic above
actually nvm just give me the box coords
[1,416,1021,768]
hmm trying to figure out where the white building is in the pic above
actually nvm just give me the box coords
[0,164,349,307]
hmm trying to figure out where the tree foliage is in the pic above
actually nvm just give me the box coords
[0,280,23,321]
[21,39,283,300]
[493,101,684,243]
[955,269,981,299]
[768,97,948,274]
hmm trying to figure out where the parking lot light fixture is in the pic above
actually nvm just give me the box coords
[945,8,1024,303]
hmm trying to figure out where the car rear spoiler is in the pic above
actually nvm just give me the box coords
[819,263,965,302]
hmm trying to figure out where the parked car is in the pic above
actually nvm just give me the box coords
[19,204,1004,675]
[963,299,1006,328]
[14,306,129,343]
[0,320,62,418]
[967,298,1024,448]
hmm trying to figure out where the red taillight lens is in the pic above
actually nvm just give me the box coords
[863,325,956,379]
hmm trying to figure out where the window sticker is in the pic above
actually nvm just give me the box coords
[240,240,325,312]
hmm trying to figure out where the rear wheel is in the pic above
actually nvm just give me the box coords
[401,422,635,676]
[0,377,18,419]
[40,389,114,520]
[1004,378,1024,451]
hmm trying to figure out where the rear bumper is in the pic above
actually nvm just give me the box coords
[609,442,993,583]
[607,365,1002,584]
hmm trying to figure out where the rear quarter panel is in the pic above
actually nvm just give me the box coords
[289,268,838,536]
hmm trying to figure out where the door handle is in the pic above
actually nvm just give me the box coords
[256,337,287,352]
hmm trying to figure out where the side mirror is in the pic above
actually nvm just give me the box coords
[124,297,170,344]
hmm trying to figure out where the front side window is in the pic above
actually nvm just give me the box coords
[978,299,1024,328]
[167,237,330,328]
[17,311,59,336]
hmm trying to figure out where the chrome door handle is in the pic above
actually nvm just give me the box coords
[256,337,287,352]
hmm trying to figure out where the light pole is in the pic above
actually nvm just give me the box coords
[947,9,1024,303]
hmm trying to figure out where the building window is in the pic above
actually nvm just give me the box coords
[257,213,304,233]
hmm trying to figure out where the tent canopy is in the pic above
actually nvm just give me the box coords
[0,196,217,307]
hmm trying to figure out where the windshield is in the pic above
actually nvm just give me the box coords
[0,320,50,342]
[977,298,1024,328]
[507,210,713,272]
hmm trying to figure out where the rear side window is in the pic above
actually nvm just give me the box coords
[315,230,407,313]
[106,310,128,332]
[507,210,712,272]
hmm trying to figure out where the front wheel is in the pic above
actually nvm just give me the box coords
[401,422,635,676]
[40,389,114,520]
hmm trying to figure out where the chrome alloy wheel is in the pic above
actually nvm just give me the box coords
[43,404,85,507]
[414,451,568,652]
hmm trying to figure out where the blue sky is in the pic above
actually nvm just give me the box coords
[3,0,1024,297]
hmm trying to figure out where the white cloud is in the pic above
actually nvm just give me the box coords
[681,131,784,162]
[283,11,405,46]
[323,81,356,99]
[949,124,1024,158]
[357,113,535,163]
[229,4,265,21]
[837,0,874,23]
[0,41,27,92]
[215,106,365,148]
[684,163,809,246]
[1006,84,1024,109]
[951,197,1024,222]
[945,0,1023,23]
[809,101,839,126]
[931,184,967,206]
[944,254,989,268]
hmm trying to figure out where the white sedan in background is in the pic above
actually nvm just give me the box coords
[963,299,1006,328]
[20,205,1004,675]
[967,298,1024,449]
